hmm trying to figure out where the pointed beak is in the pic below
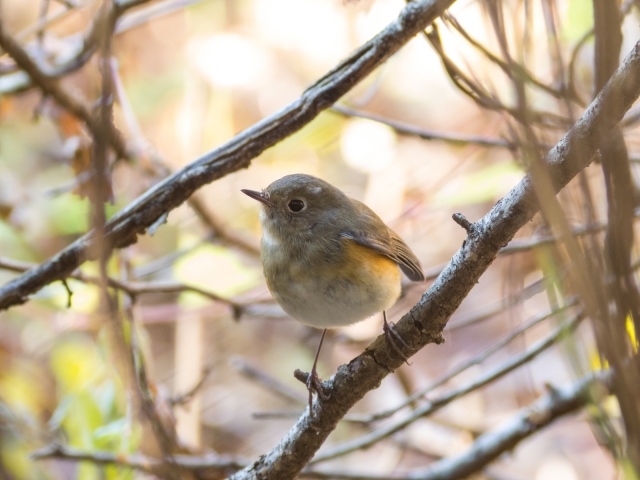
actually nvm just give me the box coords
[241,189,273,207]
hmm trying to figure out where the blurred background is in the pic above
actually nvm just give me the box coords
[0,0,639,478]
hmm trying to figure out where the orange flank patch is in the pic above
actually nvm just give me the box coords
[341,239,401,284]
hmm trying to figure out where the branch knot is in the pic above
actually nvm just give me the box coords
[452,212,474,234]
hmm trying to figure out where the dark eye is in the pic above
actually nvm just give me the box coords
[288,199,305,212]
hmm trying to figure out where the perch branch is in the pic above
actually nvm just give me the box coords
[226,40,640,479]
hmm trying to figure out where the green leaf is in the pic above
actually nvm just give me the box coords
[60,393,104,450]
[563,0,594,42]
[50,337,105,393]
[92,418,128,449]
[0,219,34,261]
[49,394,74,430]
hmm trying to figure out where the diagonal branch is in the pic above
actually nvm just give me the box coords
[224,40,640,479]
[0,0,457,311]
[405,370,612,480]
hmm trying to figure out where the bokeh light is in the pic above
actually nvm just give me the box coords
[340,118,397,172]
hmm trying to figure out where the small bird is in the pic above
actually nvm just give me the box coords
[242,174,424,414]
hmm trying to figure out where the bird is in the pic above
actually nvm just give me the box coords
[242,174,424,414]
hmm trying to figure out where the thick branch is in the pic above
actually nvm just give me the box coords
[0,0,456,311]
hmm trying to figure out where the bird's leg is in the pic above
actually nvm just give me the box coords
[382,311,412,365]
[306,328,330,416]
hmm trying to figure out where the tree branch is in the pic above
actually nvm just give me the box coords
[0,257,245,315]
[30,443,250,478]
[406,370,612,480]
[224,41,640,479]
[331,105,514,149]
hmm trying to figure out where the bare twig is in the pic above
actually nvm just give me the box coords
[30,443,250,477]
[446,276,551,330]
[0,257,244,314]
[452,212,473,233]
[187,195,261,257]
[622,106,640,128]
[15,0,77,42]
[441,12,580,104]
[500,207,640,255]
[424,24,571,129]
[405,370,612,480]
[111,57,261,256]
[331,105,514,149]
[230,356,308,404]
[593,0,640,469]
[368,302,578,422]
[170,366,213,407]
[295,371,612,480]
[0,0,201,93]
[253,302,577,423]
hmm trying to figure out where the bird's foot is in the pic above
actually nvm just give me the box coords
[295,366,330,418]
[383,311,412,366]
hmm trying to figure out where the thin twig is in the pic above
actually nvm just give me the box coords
[30,443,249,477]
[452,213,473,233]
[442,12,579,104]
[405,370,612,480]
[0,257,244,314]
[0,0,203,93]
[299,371,612,479]
[331,105,514,149]
[230,356,308,404]
[367,302,578,423]
[0,20,131,160]
[170,366,213,406]
[15,0,77,42]
[424,24,571,129]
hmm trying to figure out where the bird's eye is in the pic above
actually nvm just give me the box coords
[287,199,305,212]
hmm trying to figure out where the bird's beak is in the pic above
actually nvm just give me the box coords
[241,189,273,207]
